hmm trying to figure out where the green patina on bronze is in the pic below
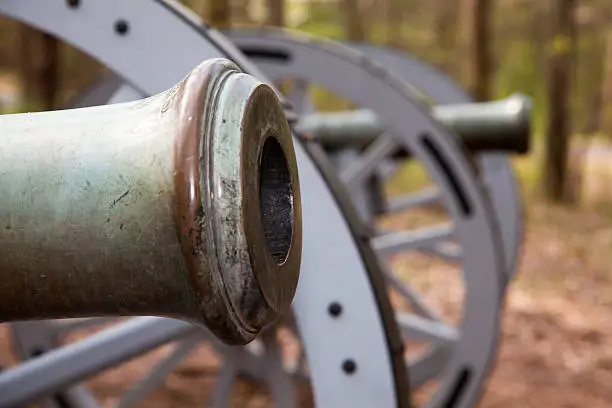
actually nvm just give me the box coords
[0,58,302,346]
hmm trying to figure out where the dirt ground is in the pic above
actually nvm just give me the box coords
[0,202,610,407]
[480,203,612,408]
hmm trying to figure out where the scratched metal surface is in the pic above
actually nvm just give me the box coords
[0,59,302,346]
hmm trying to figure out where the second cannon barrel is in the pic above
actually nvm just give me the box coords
[295,93,532,156]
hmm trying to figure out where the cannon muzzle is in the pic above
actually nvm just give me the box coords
[0,58,302,345]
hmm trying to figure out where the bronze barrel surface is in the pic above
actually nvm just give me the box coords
[0,58,302,345]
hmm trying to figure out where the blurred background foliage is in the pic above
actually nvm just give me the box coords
[1,0,612,209]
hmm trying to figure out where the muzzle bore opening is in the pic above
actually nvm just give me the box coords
[258,136,294,265]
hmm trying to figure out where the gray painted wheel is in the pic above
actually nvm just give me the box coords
[0,1,408,407]
[225,28,505,408]
[69,36,509,407]
[227,33,522,285]
[339,41,524,284]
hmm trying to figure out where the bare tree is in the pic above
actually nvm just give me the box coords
[458,0,492,101]
[205,0,232,29]
[600,27,612,137]
[385,0,404,47]
[231,0,252,25]
[541,0,576,202]
[19,25,59,110]
[342,0,366,41]
[267,0,285,27]
[573,1,606,135]
[431,0,459,72]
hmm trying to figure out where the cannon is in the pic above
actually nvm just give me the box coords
[229,29,527,284]
[296,93,532,156]
[0,2,510,408]
[0,58,302,346]
[62,25,505,408]
[228,28,507,408]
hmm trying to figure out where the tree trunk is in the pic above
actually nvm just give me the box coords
[232,0,252,25]
[267,0,285,27]
[599,28,612,137]
[342,0,366,41]
[541,0,575,202]
[19,25,60,110]
[431,0,458,72]
[205,0,232,29]
[583,88,602,135]
[458,0,492,102]
[385,0,404,47]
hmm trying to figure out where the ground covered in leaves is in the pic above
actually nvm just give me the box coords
[481,203,612,408]
[0,202,610,407]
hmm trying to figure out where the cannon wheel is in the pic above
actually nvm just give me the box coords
[0,1,408,407]
[341,40,524,283]
[0,3,502,408]
[226,31,523,285]
[222,28,506,408]
[62,27,505,408]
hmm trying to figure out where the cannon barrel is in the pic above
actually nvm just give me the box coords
[0,59,302,346]
[296,93,532,156]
